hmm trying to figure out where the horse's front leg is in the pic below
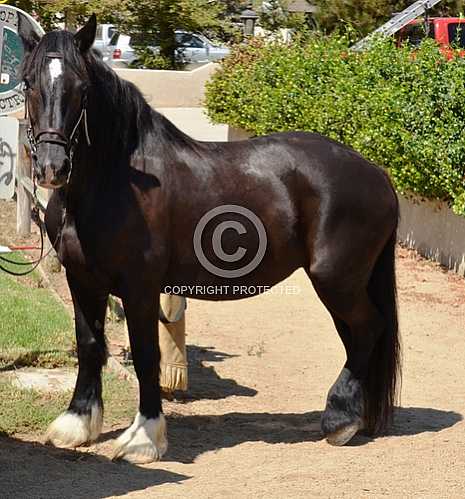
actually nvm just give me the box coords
[46,272,108,448]
[112,287,167,464]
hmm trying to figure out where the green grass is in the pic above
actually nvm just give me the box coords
[0,253,136,438]
[0,252,74,368]
[0,371,136,435]
[0,378,69,434]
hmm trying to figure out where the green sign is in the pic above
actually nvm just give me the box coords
[0,6,43,115]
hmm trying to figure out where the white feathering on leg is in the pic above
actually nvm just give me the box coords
[89,402,104,441]
[45,404,103,448]
[112,412,168,464]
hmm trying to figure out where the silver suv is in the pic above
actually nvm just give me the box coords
[103,31,230,68]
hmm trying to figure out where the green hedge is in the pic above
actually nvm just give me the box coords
[205,36,465,215]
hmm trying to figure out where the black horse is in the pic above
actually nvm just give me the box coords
[19,15,400,463]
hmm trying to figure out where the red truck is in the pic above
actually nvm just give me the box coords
[397,17,465,57]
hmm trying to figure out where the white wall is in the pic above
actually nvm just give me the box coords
[398,195,465,275]
[115,63,219,108]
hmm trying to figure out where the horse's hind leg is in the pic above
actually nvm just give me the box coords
[112,287,167,464]
[46,273,108,448]
[308,229,399,445]
[318,294,383,445]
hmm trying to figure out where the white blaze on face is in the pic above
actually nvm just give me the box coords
[49,58,63,84]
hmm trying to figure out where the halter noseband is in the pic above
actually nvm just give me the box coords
[26,51,91,179]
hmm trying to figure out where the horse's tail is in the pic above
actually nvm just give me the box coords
[365,220,402,434]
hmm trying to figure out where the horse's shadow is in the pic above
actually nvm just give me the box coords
[0,435,189,498]
[161,345,463,461]
[161,406,463,463]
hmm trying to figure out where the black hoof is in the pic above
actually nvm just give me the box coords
[321,368,364,445]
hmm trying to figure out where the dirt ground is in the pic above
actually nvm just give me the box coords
[1,199,465,498]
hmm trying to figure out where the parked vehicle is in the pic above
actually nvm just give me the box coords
[397,17,465,57]
[103,33,133,67]
[103,31,230,68]
[93,24,117,54]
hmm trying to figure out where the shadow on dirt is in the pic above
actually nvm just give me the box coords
[347,406,462,447]
[163,405,462,462]
[166,410,323,463]
[2,408,461,495]
[175,345,258,401]
[391,406,463,436]
[0,435,190,498]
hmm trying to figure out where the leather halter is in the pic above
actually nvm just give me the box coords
[26,51,91,176]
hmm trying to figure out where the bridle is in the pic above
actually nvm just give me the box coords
[25,51,91,184]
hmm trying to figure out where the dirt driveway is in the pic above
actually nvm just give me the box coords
[1,199,465,498]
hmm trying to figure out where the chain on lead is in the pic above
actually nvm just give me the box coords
[27,126,38,155]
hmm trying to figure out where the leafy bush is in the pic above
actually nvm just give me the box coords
[129,48,176,70]
[205,36,465,215]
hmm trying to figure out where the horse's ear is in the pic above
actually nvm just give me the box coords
[74,14,97,53]
[18,13,41,54]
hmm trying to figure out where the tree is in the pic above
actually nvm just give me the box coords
[119,0,227,67]
[223,0,250,18]
[9,0,122,31]
[314,0,465,36]
[257,0,288,32]
[250,1,312,36]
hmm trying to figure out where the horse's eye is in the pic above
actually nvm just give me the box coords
[23,79,31,91]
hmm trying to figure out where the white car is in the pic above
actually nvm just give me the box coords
[103,31,230,68]
[93,24,117,54]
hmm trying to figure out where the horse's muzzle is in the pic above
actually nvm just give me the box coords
[34,144,71,189]
[35,158,70,189]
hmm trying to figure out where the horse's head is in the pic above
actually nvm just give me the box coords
[19,15,97,189]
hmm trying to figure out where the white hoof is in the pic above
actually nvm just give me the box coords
[45,404,103,448]
[326,422,360,446]
[112,412,168,464]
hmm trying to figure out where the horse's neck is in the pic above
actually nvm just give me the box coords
[90,70,192,162]
[66,81,190,211]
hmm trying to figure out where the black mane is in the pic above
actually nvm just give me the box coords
[23,30,197,172]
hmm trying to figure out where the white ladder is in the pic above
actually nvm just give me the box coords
[351,0,443,51]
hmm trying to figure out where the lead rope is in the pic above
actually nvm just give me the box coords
[0,208,47,276]
[0,97,48,277]
[0,183,66,276]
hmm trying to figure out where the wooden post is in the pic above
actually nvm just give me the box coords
[16,120,31,236]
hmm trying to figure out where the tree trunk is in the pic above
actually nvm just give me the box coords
[159,27,177,68]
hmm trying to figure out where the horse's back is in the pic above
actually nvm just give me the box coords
[218,131,398,250]
[206,131,396,218]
